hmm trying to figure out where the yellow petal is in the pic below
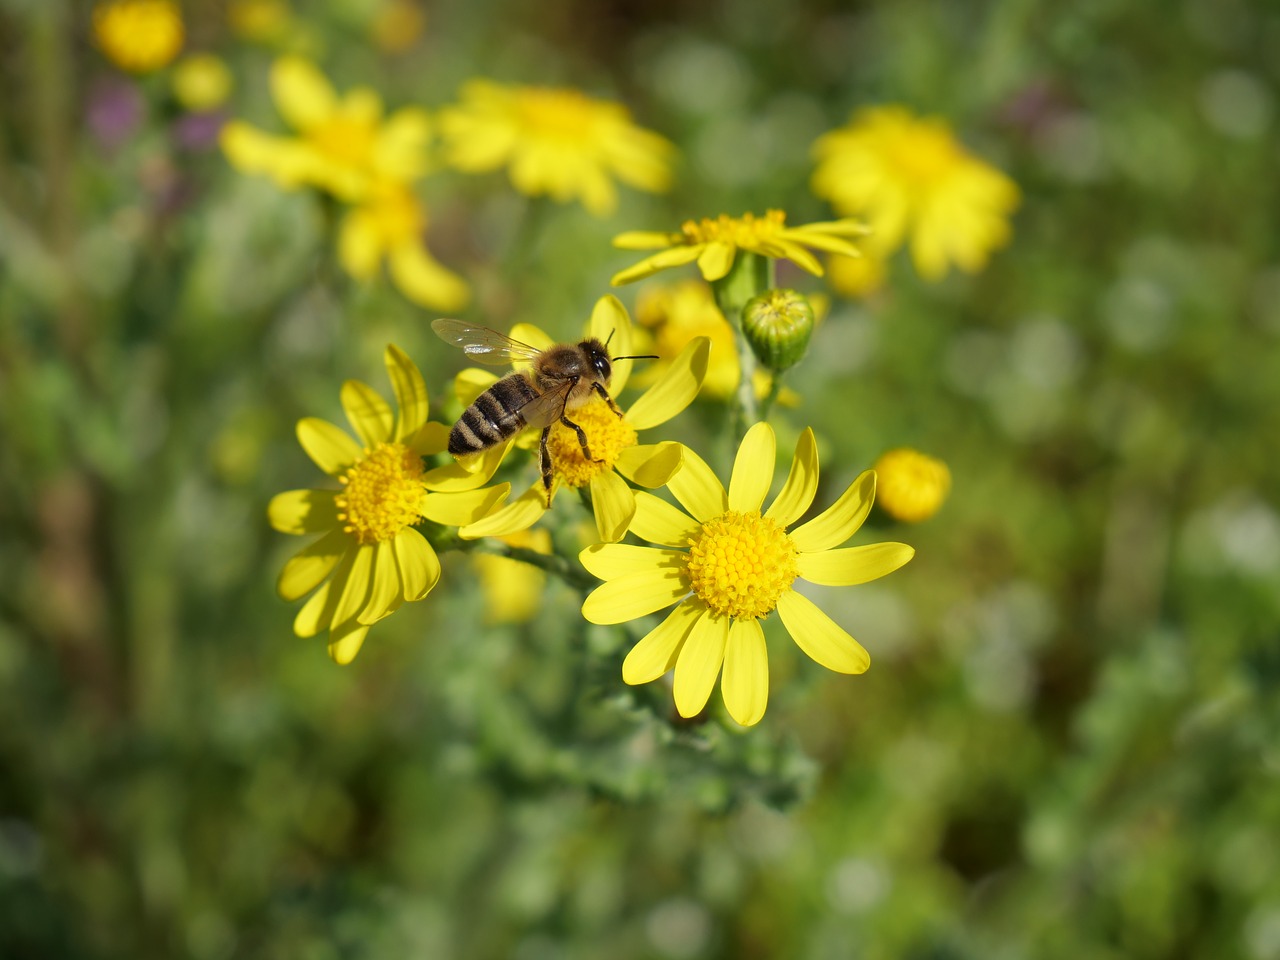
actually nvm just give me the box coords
[509,322,554,351]
[372,107,431,182]
[278,528,349,601]
[579,543,684,580]
[327,620,369,665]
[666,442,726,523]
[696,240,736,281]
[268,489,337,535]
[797,542,915,586]
[630,491,700,547]
[590,469,636,543]
[728,421,776,513]
[459,484,548,539]
[765,428,819,527]
[673,609,728,717]
[389,241,470,312]
[581,568,688,625]
[722,618,768,726]
[270,56,335,132]
[777,590,870,674]
[452,368,498,407]
[359,540,402,625]
[332,542,374,627]
[386,344,430,442]
[622,599,702,685]
[788,469,875,553]
[589,295,633,393]
[613,442,683,488]
[423,440,512,492]
[296,418,361,476]
[610,246,703,286]
[293,579,334,638]
[421,483,510,526]
[624,337,710,431]
[337,207,383,281]
[394,526,440,601]
[410,421,450,456]
[340,379,393,449]
[612,230,681,249]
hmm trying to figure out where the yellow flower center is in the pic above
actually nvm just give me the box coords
[309,114,378,170]
[884,121,962,185]
[684,511,798,620]
[516,87,601,140]
[335,442,428,543]
[361,185,424,245]
[680,210,787,246]
[546,400,636,488]
[94,0,184,74]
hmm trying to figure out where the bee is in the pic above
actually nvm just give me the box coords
[432,319,656,503]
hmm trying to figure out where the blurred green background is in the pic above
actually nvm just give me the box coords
[3,0,1280,957]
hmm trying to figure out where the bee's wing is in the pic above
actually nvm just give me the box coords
[431,319,544,366]
[515,379,574,430]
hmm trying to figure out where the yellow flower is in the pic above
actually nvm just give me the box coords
[371,0,426,53]
[439,80,675,216]
[580,423,914,726]
[611,210,867,286]
[826,249,888,299]
[93,0,183,74]
[267,346,508,663]
[472,529,553,625]
[811,105,1020,281]
[220,56,431,202]
[456,296,710,544]
[228,0,291,43]
[631,280,799,405]
[338,181,469,311]
[172,54,233,112]
[873,448,951,522]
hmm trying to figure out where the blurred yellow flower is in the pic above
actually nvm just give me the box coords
[93,0,183,74]
[873,448,951,522]
[172,54,233,112]
[372,0,426,53]
[267,346,508,663]
[826,249,888,299]
[220,56,431,201]
[611,210,867,286]
[473,529,553,626]
[456,297,709,544]
[580,423,914,726]
[632,280,796,404]
[338,182,469,311]
[228,0,291,42]
[439,80,675,216]
[812,106,1020,281]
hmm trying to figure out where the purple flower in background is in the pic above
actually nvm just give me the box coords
[88,80,144,149]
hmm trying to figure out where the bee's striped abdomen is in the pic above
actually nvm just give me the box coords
[449,374,540,455]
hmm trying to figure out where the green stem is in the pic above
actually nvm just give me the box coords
[758,370,784,422]
[711,252,772,442]
[491,543,598,591]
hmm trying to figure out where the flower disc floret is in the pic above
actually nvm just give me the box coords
[335,442,428,543]
[685,511,798,620]
[681,210,787,246]
[546,402,638,488]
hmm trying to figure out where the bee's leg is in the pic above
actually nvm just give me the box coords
[538,427,554,507]
[560,415,604,463]
[590,381,624,418]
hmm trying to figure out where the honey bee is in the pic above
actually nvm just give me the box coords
[432,319,656,503]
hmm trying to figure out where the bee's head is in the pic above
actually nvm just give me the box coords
[579,338,613,384]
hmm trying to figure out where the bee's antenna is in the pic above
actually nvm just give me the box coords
[613,354,660,362]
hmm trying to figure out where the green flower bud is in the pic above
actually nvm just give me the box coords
[741,289,814,372]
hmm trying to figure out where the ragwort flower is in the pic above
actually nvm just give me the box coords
[268,346,508,663]
[811,105,1020,280]
[873,448,951,522]
[611,210,867,286]
[93,0,184,74]
[439,79,675,216]
[220,56,431,201]
[580,422,914,726]
[457,296,709,544]
[338,181,469,311]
